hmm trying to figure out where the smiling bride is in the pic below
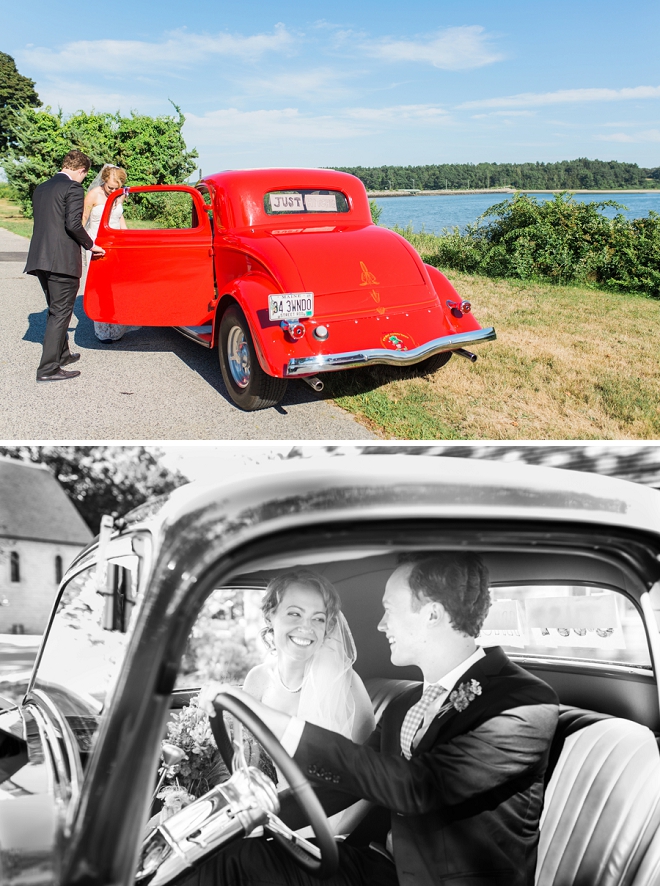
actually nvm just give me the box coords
[243,569,375,745]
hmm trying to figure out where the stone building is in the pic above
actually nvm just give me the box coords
[0,457,92,635]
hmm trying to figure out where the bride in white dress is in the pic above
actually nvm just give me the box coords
[219,569,375,836]
[82,164,137,342]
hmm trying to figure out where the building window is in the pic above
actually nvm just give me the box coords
[10,551,20,583]
[55,555,63,584]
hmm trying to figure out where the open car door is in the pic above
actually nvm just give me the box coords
[84,185,215,326]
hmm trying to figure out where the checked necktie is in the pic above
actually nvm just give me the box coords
[400,683,446,759]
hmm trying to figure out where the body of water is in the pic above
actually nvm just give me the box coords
[372,192,660,234]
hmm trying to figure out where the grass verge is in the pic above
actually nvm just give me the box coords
[0,197,32,238]
[323,271,660,440]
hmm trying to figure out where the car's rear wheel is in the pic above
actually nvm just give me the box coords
[416,350,452,375]
[218,305,288,411]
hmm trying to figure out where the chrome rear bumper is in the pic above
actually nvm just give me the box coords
[285,327,496,377]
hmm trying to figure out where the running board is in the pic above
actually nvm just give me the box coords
[174,326,213,348]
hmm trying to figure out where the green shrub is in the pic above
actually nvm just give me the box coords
[410,193,660,297]
[369,199,382,224]
[3,104,198,222]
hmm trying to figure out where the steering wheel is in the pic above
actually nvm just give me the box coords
[211,692,339,879]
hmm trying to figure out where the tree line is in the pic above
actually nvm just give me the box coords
[332,159,660,191]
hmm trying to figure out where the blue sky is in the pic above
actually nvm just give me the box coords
[3,0,660,173]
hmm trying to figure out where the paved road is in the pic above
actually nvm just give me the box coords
[0,228,376,440]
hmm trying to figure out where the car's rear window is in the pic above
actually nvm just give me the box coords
[479,584,651,667]
[264,189,350,215]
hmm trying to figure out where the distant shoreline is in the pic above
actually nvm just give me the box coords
[367,188,660,198]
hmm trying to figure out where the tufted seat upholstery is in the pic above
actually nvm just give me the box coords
[536,715,660,886]
[364,677,660,886]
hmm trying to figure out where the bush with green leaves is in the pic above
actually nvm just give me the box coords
[369,199,382,225]
[404,193,660,296]
[3,104,198,219]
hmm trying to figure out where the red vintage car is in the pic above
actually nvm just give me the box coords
[84,169,496,411]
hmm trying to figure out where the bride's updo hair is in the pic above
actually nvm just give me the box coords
[261,569,342,651]
[101,164,127,186]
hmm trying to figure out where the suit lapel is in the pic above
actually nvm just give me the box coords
[413,646,507,755]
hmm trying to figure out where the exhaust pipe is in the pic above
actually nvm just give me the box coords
[302,376,324,392]
[455,348,478,363]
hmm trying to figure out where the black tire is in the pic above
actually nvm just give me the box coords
[416,350,453,375]
[218,305,288,410]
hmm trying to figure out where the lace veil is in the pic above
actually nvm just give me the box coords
[298,611,356,738]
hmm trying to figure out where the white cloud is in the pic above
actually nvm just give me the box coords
[238,68,354,101]
[18,24,294,75]
[460,85,660,109]
[471,110,535,119]
[364,26,503,70]
[343,104,450,123]
[597,129,660,143]
[36,78,153,114]
[184,102,453,149]
[185,107,368,146]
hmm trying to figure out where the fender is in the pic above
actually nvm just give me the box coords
[215,232,305,295]
[424,264,482,334]
[0,708,59,886]
[215,273,293,378]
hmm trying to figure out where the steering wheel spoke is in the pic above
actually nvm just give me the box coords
[264,812,322,861]
[230,719,250,776]
[210,693,338,878]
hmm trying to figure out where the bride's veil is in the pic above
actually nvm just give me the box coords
[298,612,356,738]
[87,163,117,192]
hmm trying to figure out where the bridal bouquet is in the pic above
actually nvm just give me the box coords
[162,694,229,798]
[161,693,277,799]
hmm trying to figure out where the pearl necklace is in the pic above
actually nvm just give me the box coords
[275,666,304,693]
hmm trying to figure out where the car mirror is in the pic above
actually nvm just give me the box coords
[94,516,140,632]
[99,562,135,632]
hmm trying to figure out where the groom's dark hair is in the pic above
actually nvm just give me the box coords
[61,149,91,172]
[403,552,491,638]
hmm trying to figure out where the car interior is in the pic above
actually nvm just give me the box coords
[164,531,660,886]
[27,520,660,886]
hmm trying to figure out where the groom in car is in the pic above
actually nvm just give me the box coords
[203,552,559,886]
[24,149,105,382]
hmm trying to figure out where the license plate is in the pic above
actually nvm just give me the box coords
[269,292,314,321]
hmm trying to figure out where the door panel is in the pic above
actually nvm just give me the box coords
[84,186,215,326]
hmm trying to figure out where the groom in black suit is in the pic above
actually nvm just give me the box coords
[205,552,559,886]
[24,149,105,382]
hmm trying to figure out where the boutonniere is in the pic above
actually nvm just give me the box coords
[440,679,482,715]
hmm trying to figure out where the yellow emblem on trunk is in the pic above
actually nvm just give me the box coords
[360,261,379,287]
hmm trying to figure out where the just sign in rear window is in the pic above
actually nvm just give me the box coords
[264,190,350,215]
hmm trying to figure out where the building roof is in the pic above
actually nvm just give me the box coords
[0,457,92,545]
[290,446,660,490]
